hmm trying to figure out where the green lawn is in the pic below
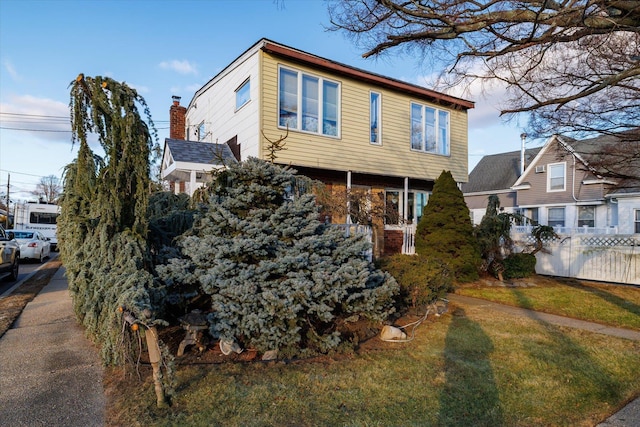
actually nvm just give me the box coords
[106,289,640,426]
[455,276,640,330]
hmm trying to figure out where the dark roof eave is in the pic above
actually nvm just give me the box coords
[261,42,474,111]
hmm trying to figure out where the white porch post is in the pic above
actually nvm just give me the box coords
[403,177,409,223]
[346,171,352,224]
[189,170,197,197]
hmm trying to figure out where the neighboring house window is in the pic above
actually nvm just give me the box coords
[197,122,206,141]
[410,102,449,155]
[548,207,565,227]
[529,208,539,225]
[370,91,381,144]
[547,162,566,191]
[278,66,339,137]
[235,78,250,110]
[578,206,595,227]
[635,209,640,233]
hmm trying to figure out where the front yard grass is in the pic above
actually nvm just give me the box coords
[455,275,640,330]
[106,292,640,426]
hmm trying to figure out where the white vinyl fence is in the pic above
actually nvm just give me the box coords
[514,232,640,285]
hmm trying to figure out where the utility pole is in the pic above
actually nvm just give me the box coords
[5,174,10,229]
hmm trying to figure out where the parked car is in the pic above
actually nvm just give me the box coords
[0,225,19,281]
[7,229,51,263]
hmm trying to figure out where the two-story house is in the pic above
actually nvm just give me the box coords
[161,38,474,256]
[463,132,640,235]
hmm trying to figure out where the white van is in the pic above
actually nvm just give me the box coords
[13,202,61,251]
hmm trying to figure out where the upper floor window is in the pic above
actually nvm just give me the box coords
[547,162,566,191]
[197,122,206,141]
[578,206,595,227]
[635,209,640,233]
[548,207,565,227]
[370,92,381,144]
[278,66,339,137]
[235,78,250,110]
[411,103,449,155]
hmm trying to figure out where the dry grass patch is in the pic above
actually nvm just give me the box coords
[0,258,62,337]
[105,301,640,427]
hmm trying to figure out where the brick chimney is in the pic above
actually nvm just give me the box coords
[169,95,187,140]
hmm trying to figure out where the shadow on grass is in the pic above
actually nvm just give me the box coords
[512,289,622,404]
[563,280,640,320]
[438,307,503,427]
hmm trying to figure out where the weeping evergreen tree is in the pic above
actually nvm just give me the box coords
[475,194,515,280]
[157,158,398,357]
[415,170,480,283]
[58,74,164,367]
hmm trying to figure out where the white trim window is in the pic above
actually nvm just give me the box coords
[410,102,449,155]
[547,162,566,192]
[278,66,340,137]
[548,207,565,227]
[197,122,206,141]
[635,209,640,233]
[370,91,381,144]
[235,78,250,111]
[577,205,595,227]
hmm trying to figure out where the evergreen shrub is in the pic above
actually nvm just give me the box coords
[377,254,452,312]
[415,170,481,283]
[503,253,537,279]
[157,158,398,357]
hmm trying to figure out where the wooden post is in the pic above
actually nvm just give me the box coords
[144,326,167,408]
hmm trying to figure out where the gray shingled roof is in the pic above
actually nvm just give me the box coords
[462,147,542,193]
[165,138,237,165]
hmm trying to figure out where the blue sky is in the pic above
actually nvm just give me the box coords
[0,0,533,202]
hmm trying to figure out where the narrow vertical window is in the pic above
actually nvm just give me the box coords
[279,68,298,129]
[197,122,206,141]
[634,210,640,233]
[411,103,423,150]
[425,107,436,151]
[322,81,338,136]
[302,75,319,132]
[370,92,381,144]
[438,110,449,154]
[235,78,250,110]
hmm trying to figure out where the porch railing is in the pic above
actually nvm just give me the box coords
[512,225,619,235]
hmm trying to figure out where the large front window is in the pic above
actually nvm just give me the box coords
[548,163,566,191]
[548,207,565,227]
[410,102,449,155]
[279,67,339,137]
[578,206,595,227]
[384,190,430,225]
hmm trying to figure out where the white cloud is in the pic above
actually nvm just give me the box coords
[159,59,198,75]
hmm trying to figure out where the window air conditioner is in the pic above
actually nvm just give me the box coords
[535,165,545,173]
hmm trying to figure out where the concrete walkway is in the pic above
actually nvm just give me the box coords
[0,266,105,427]
[448,293,640,427]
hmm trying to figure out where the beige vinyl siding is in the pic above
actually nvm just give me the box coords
[260,52,469,183]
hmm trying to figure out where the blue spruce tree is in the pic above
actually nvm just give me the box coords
[158,158,398,357]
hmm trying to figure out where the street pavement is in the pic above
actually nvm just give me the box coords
[0,266,637,426]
